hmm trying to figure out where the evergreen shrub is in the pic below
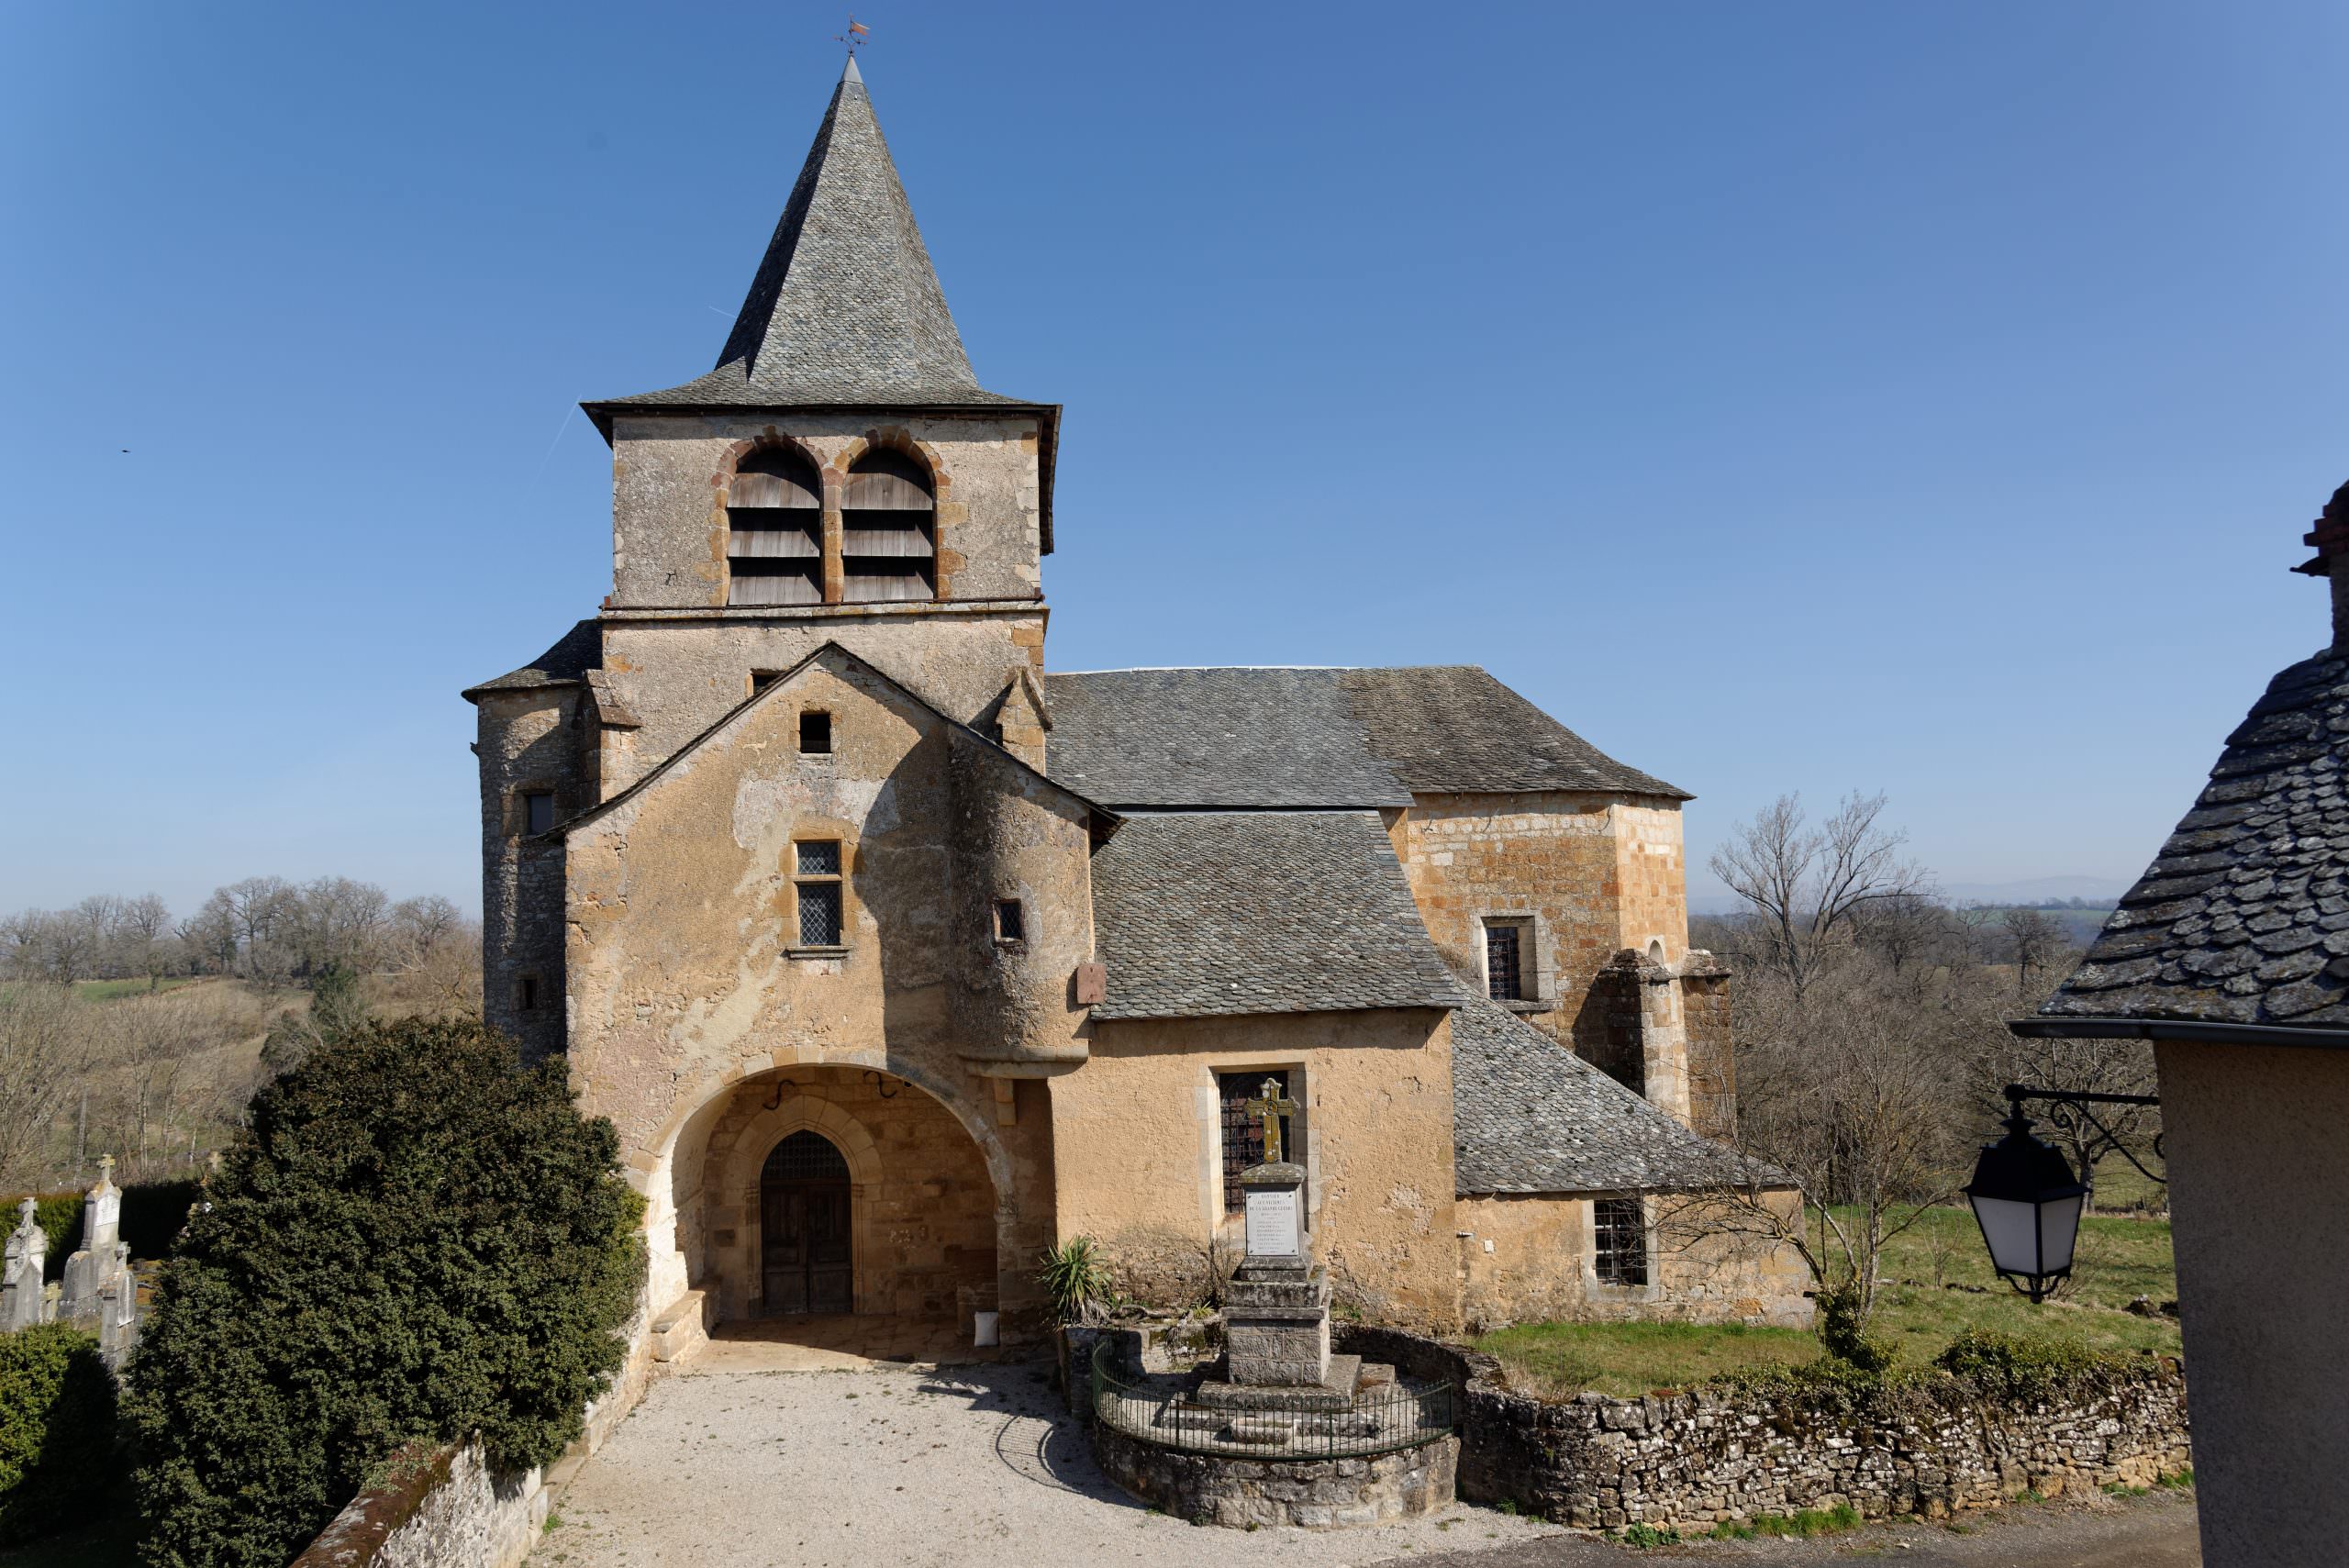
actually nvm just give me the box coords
[0,1323,120,1545]
[124,1017,642,1568]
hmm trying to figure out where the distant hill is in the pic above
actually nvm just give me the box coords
[1940,875,2134,906]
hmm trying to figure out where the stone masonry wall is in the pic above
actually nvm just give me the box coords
[1336,1328,2188,1532]
[1389,795,1701,1122]
[289,1440,543,1568]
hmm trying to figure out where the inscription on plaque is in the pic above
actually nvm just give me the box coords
[1243,1185,1300,1259]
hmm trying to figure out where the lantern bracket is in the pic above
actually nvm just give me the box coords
[2001,1084,2165,1189]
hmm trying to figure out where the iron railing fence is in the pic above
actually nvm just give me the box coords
[1090,1340,1456,1461]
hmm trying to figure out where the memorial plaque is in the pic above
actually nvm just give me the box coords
[1243,1184,1300,1259]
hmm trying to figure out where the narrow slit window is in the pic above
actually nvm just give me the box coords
[993,899,1025,944]
[841,449,936,604]
[727,448,823,606]
[799,711,832,754]
[1484,921,1524,1001]
[522,791,555,835]
[1594,1198,1649,1287]
[518,974,541,1012]
[794,840,844,947]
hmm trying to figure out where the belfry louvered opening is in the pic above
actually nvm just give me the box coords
[841,449,935,604]
[728,447,823,606]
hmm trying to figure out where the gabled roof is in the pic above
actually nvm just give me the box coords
[1450,996,1776,1195]
[1341,666,1689,799]
[1041,669,1413,809]
[462,619,600,700]
[586,58,1019,417]
[1086,811,1462,1020]
[2032,644,2349,1036]
[554,640,1108,840]
[1040,666,1685,809]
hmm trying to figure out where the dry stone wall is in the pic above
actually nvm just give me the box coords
[1335,1327,2189,1532]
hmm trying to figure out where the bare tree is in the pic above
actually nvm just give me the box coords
[0,984,91,1183]
[115,893,179,990]
[290,877,390,975]
[1709,792,1935,1000]
[2003,907,2071,1000]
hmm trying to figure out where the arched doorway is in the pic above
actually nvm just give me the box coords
[760,1130,852,1315]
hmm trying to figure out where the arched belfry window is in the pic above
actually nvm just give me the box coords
[728,447,823,606]
[841,449,936,604]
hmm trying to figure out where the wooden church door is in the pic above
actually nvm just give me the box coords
[760,1130,853,1315]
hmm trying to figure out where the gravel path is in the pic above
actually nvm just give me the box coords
[534,1359,1559,1568]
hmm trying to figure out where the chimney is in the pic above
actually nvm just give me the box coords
[2293,481,2349,648]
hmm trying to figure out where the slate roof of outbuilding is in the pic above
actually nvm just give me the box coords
[1041,666,1683,809]
[462,619,601,699]
[1086,811,1463,1020]
[1450,995,1777,1195]
[2036,645,2349,1031]
[588,58,1021,416]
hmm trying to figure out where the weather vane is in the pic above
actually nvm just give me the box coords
[833,15,870,55]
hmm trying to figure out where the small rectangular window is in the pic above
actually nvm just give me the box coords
[1594,1197,1649,1287]
[518,974,541,1012]
[993,900,1025,944]
[797,884,841,946]
[793,839,844,947]
[799,711,832,754]
[751,670,784,696]
[523,791,555,835]
[1485,922,1524,1001]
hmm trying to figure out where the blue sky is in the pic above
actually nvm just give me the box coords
[4,2,2345,918]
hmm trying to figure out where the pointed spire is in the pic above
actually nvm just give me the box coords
[615,59,987,408]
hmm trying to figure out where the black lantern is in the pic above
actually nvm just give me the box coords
[1963,1106,2088,1304]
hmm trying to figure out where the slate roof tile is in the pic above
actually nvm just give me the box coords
[462,620,600,698]
[1042,666,1680,809]
[2038,646,2349,1030]
[1086,812,1460,1020]
[1450,996,1780,1195]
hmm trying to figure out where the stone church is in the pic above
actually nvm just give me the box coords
[464,59,1807,1350]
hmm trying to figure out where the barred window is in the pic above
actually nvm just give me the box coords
[1217,1071,1292,1214]
[1485,921,1524,1001]
[794,840,844,947]
[1594,1198,1648,1287]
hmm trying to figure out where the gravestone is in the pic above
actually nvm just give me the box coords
[61,1155,139,1362]
[1,1198,48,1331]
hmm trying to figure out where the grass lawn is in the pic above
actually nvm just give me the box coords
[1477,1203,2180,1400]
[72,975,200,1003]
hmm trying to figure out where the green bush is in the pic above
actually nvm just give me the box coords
[1816,1284,1895,1373]
[0,1324,121,1545]
[124,1016,642,1568]
[1935,1329,2116,1397]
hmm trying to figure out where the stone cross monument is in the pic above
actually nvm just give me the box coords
[2,1198,48,1331]
[1205,1079,1354,1401]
